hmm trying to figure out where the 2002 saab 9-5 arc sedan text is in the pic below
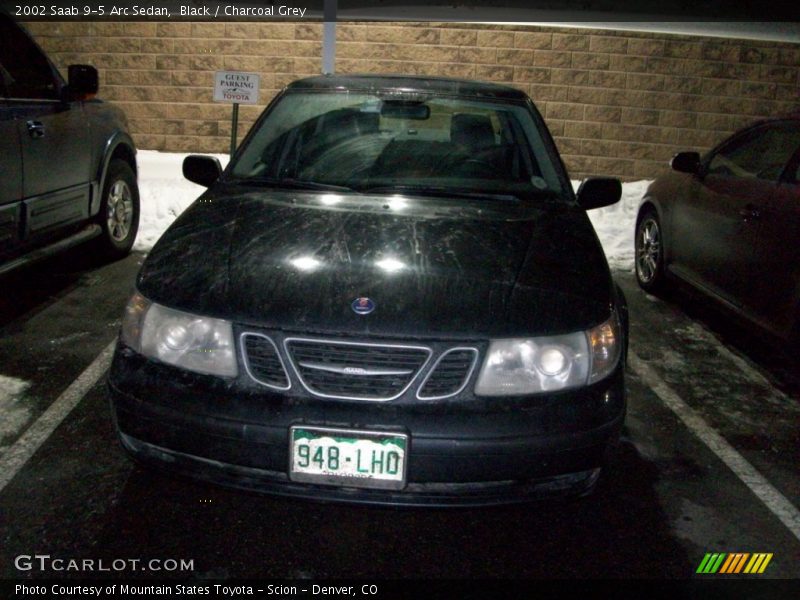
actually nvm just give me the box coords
[108,75,628,506]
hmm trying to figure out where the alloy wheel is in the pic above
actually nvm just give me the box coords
[636,218,661,284]
[106,180,134,242]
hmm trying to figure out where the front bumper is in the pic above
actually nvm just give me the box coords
[108,344,625,507]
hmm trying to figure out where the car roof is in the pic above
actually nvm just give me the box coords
[734,112,800,137]
[286,74,530,101]
[772,111,800,122]
[754,112,800,124]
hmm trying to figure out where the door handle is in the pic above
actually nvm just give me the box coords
[739,204,760,222]
[26,120,45,138]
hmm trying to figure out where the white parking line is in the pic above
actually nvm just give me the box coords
[629,350,800,543]
[0,340,116,494]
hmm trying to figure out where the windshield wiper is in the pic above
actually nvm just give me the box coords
[228,177,355,193]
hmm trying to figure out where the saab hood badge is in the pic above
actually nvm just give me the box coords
[352,297,375,315]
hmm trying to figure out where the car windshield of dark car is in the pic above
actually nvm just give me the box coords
[231,91,568,201]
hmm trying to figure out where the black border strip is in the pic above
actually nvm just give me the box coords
[2,1,799,22]
[3,578,800,599]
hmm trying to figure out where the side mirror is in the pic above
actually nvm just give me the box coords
[576,177,621,210]
[67,64,98,100]
[670,151,701,175]
[183,155,222,187]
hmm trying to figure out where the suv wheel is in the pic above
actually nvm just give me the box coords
[635,208,665,294]
[96,159,139,259]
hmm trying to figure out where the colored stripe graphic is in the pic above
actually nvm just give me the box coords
[698,553,773,575]
[720,553,749,574]
[743,553,773,574]
[697,553,727,574]
[696,554,713,573]
[719,554,735,573]
[733,553,749,574]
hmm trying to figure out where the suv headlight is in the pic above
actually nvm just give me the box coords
[120,292,238,377]
[474,313,620,396]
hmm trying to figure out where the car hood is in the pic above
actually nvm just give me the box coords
[137,187,613,338]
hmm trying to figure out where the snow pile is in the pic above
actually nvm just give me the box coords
[134,150,228,252]
[134,151,650,271]
[581,180,652,272]
[0,375,32,453]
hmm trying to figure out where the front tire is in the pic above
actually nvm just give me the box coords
[95,159,139,260]
[635,208,665,294]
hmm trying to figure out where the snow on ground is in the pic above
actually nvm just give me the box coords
[135,151,650,271]
[580,180,652,272]
[134,150,228,252]
[0,375,32,453]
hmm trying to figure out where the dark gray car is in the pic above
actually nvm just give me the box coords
[0,14,139,275]
[635,115,800,342]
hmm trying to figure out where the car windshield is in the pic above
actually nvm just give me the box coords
[230,90,570,202]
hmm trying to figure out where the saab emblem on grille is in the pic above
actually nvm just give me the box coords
[352,297,375,315]
[343,367,368,375]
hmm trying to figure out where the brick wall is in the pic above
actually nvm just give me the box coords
[23,21,800,180]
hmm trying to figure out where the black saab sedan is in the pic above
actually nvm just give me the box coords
[636,115,800,342]
[108,75,627,506]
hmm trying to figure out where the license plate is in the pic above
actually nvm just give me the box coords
[289,426,408,490]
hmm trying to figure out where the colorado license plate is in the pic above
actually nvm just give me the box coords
[289,426,408,490]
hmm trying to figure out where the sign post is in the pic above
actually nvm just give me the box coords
[213,71,261,158]
[230,103,239,157]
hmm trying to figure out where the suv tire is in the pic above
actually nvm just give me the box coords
[95,159,139,259]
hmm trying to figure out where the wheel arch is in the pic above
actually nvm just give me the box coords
[91,131,138,217]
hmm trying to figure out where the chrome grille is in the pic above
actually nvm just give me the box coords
[241,333,290,390]
[285,338,432,401]
[417,348,479,399]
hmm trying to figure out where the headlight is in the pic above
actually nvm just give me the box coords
[474,313,620,396]
[120,292,238,378]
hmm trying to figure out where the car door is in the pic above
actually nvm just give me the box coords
[0,60,23,256]
[0,15,91,243]
[669,122,800,315]
[747,135,800,336]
